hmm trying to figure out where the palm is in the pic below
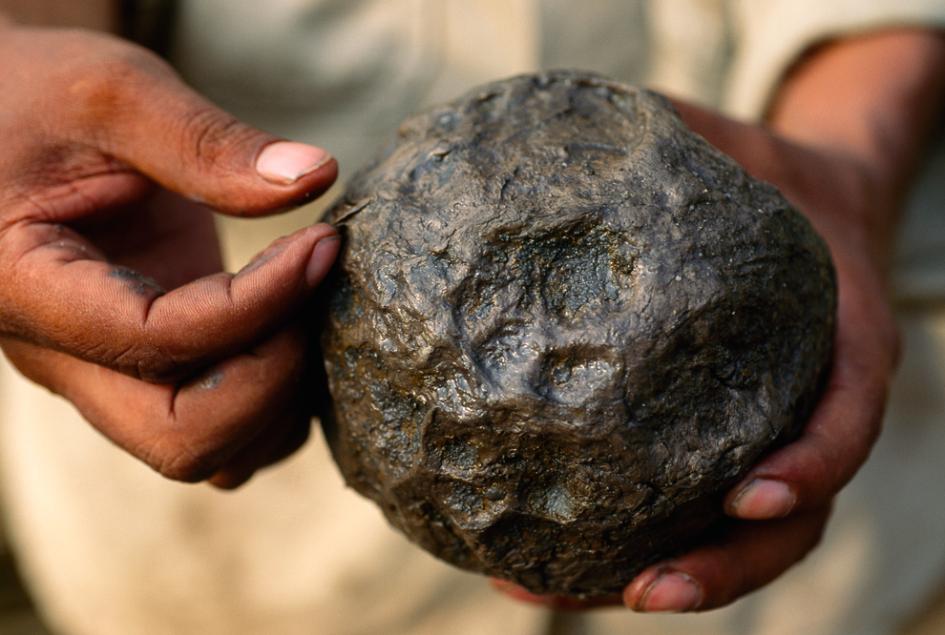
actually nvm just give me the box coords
[78,187,224,290]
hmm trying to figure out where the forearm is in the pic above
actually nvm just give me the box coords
[0,0,116,29]
[768,28,945,229]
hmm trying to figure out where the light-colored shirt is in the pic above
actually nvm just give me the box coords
[169,0,945,301]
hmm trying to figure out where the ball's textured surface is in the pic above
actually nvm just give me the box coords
[319,70,836,597]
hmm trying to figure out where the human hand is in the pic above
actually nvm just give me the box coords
[496,27,945,613]
[617,101,899,612]
[0,24,339,488]
[492,104,897,613]
[622,28,945,611]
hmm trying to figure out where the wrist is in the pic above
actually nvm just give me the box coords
[804,145,898,259]
[767,28,945,269]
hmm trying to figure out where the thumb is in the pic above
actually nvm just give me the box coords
[74,52,337,215]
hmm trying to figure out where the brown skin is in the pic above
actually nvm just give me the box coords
[1,5,943,612]
[0,0,115,30]
[498,27,945,612]
[0,20,340,488]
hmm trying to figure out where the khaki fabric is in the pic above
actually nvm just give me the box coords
[2,2,945,634]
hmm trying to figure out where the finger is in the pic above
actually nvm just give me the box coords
[667,97,897,518]
[724,279,896,520]
[490,579,622,611]
[76,190,225,287]
[207,407,311,490]
[0,221,339,381]
[624,508,831,612]
[1,325,309,482]
[63,48,337,215]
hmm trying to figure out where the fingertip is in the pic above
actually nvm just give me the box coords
[253,142,338,211]
[490,579,550,605]
[206,148,339,217]
[490,578,528,597]
[623,566,663,610]
[490,579,621,611]
[235,222,338,287]
[725,478,797,520]
[255,141,333,185]
[305,221,340,244]
[627,569,704,613]
[305,233,341,287]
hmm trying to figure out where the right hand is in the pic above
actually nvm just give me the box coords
[495,99,902,613]
[0,23,340,488]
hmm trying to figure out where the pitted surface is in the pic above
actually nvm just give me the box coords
[320,70,836,597]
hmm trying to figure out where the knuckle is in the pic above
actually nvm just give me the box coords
[792,509,832,566]
[790,440,842,505]
[814,442,846,491]
[178,105,261,174]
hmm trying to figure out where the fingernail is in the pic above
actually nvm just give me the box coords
[306,235,340,286]
[636,571,702,613]
[728,478,796,519]
[256,141,332,185]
